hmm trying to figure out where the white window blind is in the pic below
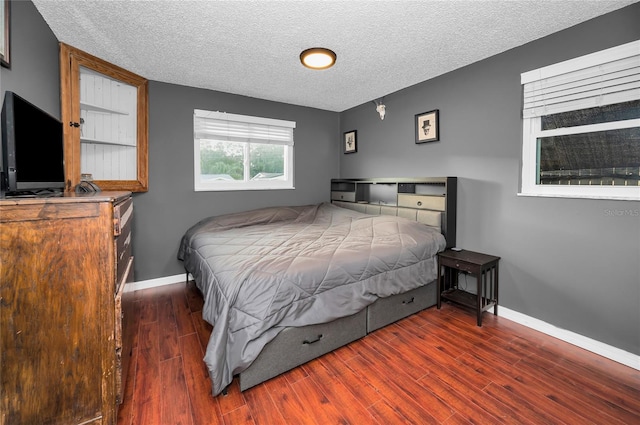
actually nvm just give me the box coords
[194,110,295,145]
[521,40,640,118]
[519,40,640,201]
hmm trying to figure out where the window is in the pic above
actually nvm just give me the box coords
[520,40,640,200]
[194,110,295,191]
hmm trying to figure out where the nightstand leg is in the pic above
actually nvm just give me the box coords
[437,259,442,309]
[477,272,482,326]
[494,263,499,316]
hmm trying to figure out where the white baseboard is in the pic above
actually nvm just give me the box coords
[127,274,639,371]
[125,273,190,292]
[499,306,640,371]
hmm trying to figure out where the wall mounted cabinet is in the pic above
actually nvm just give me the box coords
[60,43,148,192]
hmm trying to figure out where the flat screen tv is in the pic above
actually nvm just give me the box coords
[1,91,65,196]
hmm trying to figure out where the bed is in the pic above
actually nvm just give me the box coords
[178,177,457,396]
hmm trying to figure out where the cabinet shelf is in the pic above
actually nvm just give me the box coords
[80,101,129,115]
[81,136,136,147]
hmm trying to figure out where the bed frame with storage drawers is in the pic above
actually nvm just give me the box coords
[237,177,456,391]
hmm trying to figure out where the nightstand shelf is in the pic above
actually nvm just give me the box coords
[437,249,500,326]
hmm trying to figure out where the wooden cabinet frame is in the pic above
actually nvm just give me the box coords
[60,43,148,192]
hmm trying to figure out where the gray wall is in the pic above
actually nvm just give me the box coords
[0,1,59,116]
[340,3,640,355]
[131,82,340,279]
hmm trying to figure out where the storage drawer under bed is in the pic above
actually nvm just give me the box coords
[366,281,437,332]
[238,308,367,391]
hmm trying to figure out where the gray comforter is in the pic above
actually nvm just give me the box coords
[178,202,446,395]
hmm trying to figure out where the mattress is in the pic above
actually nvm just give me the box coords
[178,202,446,395]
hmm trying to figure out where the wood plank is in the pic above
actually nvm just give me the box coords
[160,357,193,425]
[417,373,505,424]
[222,405,255,425]
[242,383,288,425]
[217,379,245,416]
[436,372,538,425]
[284,363,309,385]
[517,355,640,424]
[132,322,161,425]
[289,376,349,424]
[266,374,317,425]
[482,382,565,425]
[172,286,197,337]
[442,413,475,425]
[186,280,205,312]
[178,333,224,425]
[345,355,440,424]
[458,352,596,424]
[314,352,381,408]
[305,356,381,423]
[470,349,631,425]
[362,331,430,380]
[158,292,181,361]
[357,336,455,423]
[368,399,409,424]
[137,288,159,324]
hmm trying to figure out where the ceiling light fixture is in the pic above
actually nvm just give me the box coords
[300,48,336,70]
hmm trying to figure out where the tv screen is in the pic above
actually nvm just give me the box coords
[1,91,65,195]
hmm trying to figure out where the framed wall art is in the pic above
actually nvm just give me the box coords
[415,109,439,144]
[344,130,357,154]
[1,0,9,68]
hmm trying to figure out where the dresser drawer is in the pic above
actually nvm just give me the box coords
[114,197,133,285]
[114,256,135,404]
[113,197,133,236]
[397,194,445,211]
[331,191,356,202]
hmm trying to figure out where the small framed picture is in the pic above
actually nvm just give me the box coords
[344,130,357,154]
[415,109,439,144]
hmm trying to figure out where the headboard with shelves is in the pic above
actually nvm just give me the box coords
[331,177,457,248]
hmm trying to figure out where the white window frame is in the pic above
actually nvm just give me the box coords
[194,110,295,191]
[520,40,640,201]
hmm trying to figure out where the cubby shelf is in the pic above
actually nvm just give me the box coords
[330,177,457,248]
[80,101,129,115]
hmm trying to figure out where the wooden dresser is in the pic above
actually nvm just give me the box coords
[0,192,135,425]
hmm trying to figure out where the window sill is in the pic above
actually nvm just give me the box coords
[517,191,640,202]
[195,185,295,192]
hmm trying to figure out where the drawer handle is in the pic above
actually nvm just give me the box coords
[417,201,422,206]
[303,334,323,345]
[402,297,415,305]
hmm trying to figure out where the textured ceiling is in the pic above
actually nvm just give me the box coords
[33,0,637,112]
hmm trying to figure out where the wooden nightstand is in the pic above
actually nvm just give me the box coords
[437,249,500,326]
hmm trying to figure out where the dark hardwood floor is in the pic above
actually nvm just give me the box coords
[117,282,640,425]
